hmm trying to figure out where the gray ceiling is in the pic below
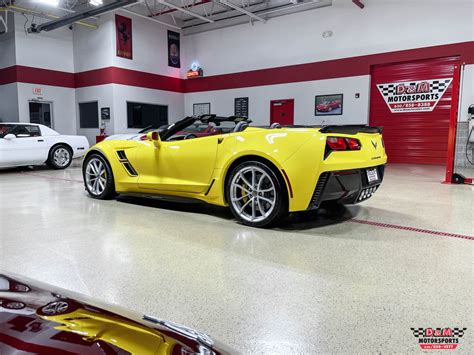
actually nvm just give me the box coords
[1,0,333,35]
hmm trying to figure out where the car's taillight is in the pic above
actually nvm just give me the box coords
[139,134,147,141]
[326,137,361,152]
[346,138,361,150]
[326,137,347,150]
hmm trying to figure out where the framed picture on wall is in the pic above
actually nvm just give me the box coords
[234,97,249,117]
[315,94,343,116]
[193,103,211,116]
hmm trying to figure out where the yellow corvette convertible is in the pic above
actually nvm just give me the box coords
[82,115,387,227]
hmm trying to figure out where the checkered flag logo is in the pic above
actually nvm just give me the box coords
[376,77,453,113]
[411,327,467,338]
[453,328,467,337]
[411,328,424,338]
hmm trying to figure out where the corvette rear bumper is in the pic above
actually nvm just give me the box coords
[307,165,385,210]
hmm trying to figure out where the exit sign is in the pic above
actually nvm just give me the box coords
[33,87,42,96]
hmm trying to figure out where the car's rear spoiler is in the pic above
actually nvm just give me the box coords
[319,125,383,134]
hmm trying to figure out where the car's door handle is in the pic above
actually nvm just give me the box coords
[37,139,44,142]
[218,137,224,144]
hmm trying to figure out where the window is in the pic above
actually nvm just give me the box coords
[127,102,168,129]
[0,124,41,138]
[79,102,99,128]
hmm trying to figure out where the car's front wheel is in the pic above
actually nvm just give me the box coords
[83,154,116,199]
[226,161,288,227]
[47,145,72,169]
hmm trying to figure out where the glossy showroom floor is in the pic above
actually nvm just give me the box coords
[0,163,473,354]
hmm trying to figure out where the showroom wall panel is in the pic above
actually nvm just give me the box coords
[0,13,19,122]
[184,75,370,126]
[182,0,474,77]
[111,11,181,79]
[0,12,15,70]
[17,83,76,135]
[73,14,115,73]
[112,84,184,133]
[14,13,74,73]
[0,84,19,122]
[75,85,115,144]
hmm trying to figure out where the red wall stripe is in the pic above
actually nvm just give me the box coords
[184,41,474,92]
[0,41,472,92]
[75,67,183,92]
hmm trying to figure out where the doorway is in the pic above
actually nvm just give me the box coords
[29,101,53,128]
[270,99,294,126]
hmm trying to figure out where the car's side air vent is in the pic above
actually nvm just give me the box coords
[116,150,138,177]
[307,172,329,210]
[117,150,127,161]
[123,162,138,176]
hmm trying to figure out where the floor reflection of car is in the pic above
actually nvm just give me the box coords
[316,100,341,112]
[0,272,235,355]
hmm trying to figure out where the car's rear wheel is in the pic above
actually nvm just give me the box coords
[2,301,26,310]
[83,154,116,199]
[47,145,72,169]
[37,300,80,316]
[226,161,288,227]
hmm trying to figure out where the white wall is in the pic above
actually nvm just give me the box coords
[182,0,474,76]
[112,10,181,79]
[17,83,76,134]
[459,65,474,122]
[113,84,184,132]
[73,14,115,73]
[185,75,370,125]
[14,13,74,72]
[0,12,15,69]
[182,0,474,124]
[73,11,181,78]
[0,83,19,122]
[75,85,115,144]
[0,13,19,122]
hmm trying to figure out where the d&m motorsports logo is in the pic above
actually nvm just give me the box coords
[377,78,452,113]
[411,327,467,350]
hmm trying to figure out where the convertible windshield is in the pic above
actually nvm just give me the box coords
[161,115,249,141]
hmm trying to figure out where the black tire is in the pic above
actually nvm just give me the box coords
[225,160,288,228]
[46,144,72,169]
[82,154,116,200]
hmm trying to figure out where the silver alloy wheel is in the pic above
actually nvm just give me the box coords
[230,166,277,223]
[85,157,107,196]
[4,301,25,309]
[53,147,71,167]
[41,301,69,315]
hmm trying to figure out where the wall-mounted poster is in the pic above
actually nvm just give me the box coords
[234,97,249,117]
[116,15,132,59]
[101,107,111,121]
[315,94,343,116]
[193,103,211,116]
[168,30,180,68]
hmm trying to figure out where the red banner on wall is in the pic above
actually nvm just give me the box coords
[115,15,132,60]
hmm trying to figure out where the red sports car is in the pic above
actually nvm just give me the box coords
[317,100,341,112]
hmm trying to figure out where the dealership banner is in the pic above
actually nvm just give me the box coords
[116,15,132,59]
[168,31,181,68]
[376,78,452,113]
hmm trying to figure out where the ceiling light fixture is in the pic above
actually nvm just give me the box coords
[38,0,60,6]
[89,0,103,6]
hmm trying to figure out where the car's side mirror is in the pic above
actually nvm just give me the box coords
[146,131,161,147]
[4,134,16,140]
